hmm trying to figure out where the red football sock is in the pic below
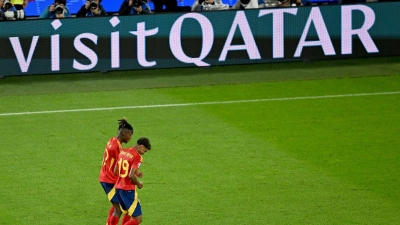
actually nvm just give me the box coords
[122,215,131,224]
[109,215,120,225]
[124,218,139,225]
[106,206,114,225]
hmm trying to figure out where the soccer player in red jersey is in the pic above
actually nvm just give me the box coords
[99,118,134,225]
[112,137,152,225]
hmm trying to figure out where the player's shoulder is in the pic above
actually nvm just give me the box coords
[125,147,141,157]
[106,137,115,144]
[107,137,121,150]
[123,147,136,154]
[109,137,118,143]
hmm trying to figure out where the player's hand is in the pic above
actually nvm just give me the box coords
[135,6,142,13]
[136,172,143,178]
[50,5,55,12]
[137,182,143,189]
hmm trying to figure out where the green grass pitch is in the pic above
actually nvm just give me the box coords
[0,57,399,225]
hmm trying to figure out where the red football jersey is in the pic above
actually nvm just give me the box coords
[114,147,143,191]
[99,137,123,184]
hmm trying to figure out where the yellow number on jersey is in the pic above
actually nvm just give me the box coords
[117,158,129,178]
[102,148,108,166]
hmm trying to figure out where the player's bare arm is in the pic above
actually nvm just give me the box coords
[129,167,143,189]
[113,164,118,176]
[135,171,143,178]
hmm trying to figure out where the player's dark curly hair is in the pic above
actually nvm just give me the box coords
[118,118,133,131]
[137,137,151,150]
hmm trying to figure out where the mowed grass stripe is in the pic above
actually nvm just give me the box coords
[1,102,397,224]
[141,106,397,224]
[0,61,399,225]
[1,91,399,116]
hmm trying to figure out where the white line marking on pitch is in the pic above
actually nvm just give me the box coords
[0,91,399,117]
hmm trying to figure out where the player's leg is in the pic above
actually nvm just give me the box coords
[109,188,133,225]
[119,190,142,225]
[109,188,130,225]
[124,201,142,224]
[122,214,131,224]
[109,201,123,225]
[125,215,142,225]
[100,182,118,225]
[106,206,114,225]
[124,216,141,225]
